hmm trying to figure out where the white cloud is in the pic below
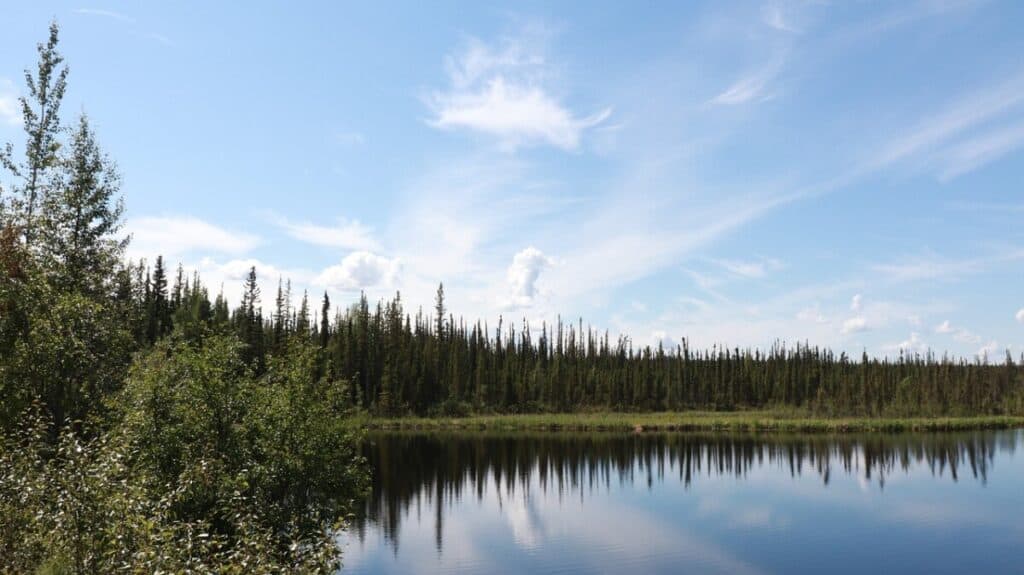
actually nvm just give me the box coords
[762,3,801,33]
[938,119,1024,181]
[896,332,927,354]
[272,215,379,251]
[953,329,982,345]
[872,248,1024,283]
[426,31,611,150]
[200,258,300,294]
[125,215,260,263]
[934,319,984,345]
[841,316,868,334]
[651,330,678,350]
[711,61,782,106]
[158,257,315,316]
[315,251,400,291]
[0,79,20,127]
[976,340,1000,361]
[850,293,863,312]
[709,257,783,279]
[796,305,827,324]
[74,8,136,23]
[502,246,554,309]
[1016,308,1024,323]
[873,72,1024,176]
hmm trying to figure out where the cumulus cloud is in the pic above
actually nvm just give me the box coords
[850,294,863,312]
[315,251,400,291]
[426,32,610,150]
[897,332,927,354]
[934,319,983,344]
[977,340,1001,361]
[841,316,868,334]
[125,215,260,263]
[501,246,554,309]
[651,330,678,350]
[1017,308,1024,323]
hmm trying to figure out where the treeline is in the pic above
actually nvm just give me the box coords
[114,264,1024,418]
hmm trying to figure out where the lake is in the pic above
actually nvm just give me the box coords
[337,429,1024,574]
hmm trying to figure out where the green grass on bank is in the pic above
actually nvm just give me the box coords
[356,411,1024,433]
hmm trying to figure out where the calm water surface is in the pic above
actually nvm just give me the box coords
[338,430,1024,574]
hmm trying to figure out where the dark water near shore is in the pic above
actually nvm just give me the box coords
[337,430,1024,574]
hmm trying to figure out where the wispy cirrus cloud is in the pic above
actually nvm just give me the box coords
[938,119,1024,181]
[74,7,172,46]
[426,27,611,151]
[710,58,784,106]
[125,215,260,263]
[74,8,136,23]
[761,3,802,34]
[707,256,784,279]
[270,214,379,252]
[871,247,1024,283]
[871,72,1024,179]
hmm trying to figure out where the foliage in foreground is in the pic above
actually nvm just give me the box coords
[0,22,372,573]
[0,335,367,574]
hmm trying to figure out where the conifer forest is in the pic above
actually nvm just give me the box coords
[1,19,1023,575]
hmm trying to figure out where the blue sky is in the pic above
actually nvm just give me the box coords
[1,1,1022,358]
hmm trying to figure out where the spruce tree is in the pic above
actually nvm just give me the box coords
[434,283,445,339]
[296,290,310,336]
[37,114,126,295]
[319,291,330,349]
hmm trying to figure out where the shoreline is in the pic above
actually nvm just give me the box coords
[357,412,1024,433]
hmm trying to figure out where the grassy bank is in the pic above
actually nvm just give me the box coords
[357,411,1024,433]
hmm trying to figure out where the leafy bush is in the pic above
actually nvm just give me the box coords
[0,333,369,574]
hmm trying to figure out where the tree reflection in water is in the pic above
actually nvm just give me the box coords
[351,430,1018,552]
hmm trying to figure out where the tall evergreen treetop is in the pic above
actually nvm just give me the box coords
[435,282,445,339]
[319,291,330,349]
[38,114,126,294]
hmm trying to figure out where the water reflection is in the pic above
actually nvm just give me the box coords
[341,430,1023,575]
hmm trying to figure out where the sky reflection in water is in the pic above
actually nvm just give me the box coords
[338,430,1024,574]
